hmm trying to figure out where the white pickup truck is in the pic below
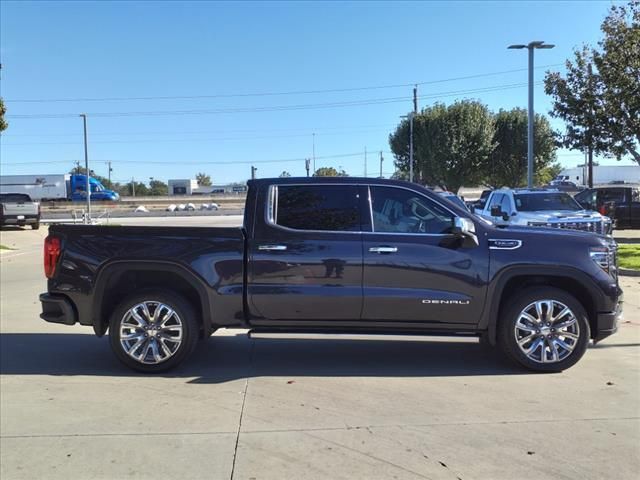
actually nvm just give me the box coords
[0,193,41,230]
[475,188,612,235]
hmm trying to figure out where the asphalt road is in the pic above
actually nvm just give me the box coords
[1,222,639,480]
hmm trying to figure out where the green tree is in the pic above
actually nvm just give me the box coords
[545,1,639,165]
[196,172,212,186]
[536,162,564,186]
[279,171,292,177]
[119,181,149,197]
[488,108,557,187]
[0,98,7,132]
[593,1,640,163]
[149,180,168,196]
[313,167,348,177]
[390,100,495,193]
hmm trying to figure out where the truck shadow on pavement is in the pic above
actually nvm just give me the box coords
[0,332,528,382]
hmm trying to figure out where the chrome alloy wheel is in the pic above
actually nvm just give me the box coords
[514,300,580,364]
[119,301,183,365]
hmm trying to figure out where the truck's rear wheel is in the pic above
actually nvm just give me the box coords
[498,287,590,373]
[31,222,40,230]
[108,291,199,373]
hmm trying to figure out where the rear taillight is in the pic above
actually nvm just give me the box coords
[44,236,61,279]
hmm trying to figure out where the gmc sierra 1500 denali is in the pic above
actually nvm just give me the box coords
[40,177,623,373]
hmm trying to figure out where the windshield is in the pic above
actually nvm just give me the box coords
[514,193,582,211]
[440,194,467,210]
[0,193,32,202]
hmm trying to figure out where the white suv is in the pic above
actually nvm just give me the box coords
[475,188,612,235]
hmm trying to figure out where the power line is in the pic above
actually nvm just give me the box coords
[0,128,395,146]
[1,123,398,138]
[4,64,561,104]
[0,151,393,166]
[6,81,542,120]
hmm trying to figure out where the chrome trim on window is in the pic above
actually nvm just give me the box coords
[263,182,465,236]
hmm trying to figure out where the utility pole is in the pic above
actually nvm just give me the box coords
[131,177,136,197]
[305,158,310,177]
[364,147,367,177]
[587,63,594,189]
[409,113,414,183]
[312,133,316,172]
[413,85,418,114]
[79,114,91,223]
[107,161,112,186]
[379,151,384,178]
[251,166,257,180]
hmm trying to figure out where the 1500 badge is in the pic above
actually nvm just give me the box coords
[422,299,471,305]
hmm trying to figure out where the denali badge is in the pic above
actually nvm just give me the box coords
[422,299,470,305]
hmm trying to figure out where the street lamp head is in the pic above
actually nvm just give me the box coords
[509,41,555,50]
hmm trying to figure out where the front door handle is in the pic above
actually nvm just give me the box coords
[369,246,398,254]
[258,245,288,251]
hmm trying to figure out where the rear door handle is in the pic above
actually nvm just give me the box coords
[369,246,398,254]
[258,245,288,251]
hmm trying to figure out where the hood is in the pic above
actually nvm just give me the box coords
[519,209,605,222]
[492,223,612,245]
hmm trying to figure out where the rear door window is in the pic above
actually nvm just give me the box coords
[273,185,360,232]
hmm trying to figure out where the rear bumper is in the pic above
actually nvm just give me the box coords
[1,214,39,225]
[39,293,77,325]
[594,293,623,343]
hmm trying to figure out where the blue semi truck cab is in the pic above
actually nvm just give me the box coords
[69,174,120,202]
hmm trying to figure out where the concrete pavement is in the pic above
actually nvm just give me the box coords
[1,223,639,480]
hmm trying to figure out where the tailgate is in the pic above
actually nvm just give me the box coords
[1,202,39,216]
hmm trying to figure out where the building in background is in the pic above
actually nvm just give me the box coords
[167,179,199,195]
[167,179,243,195]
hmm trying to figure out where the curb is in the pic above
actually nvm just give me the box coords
[619,268,640,277]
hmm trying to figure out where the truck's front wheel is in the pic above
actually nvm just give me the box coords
[108,291,199,373]
[498,287,590,373]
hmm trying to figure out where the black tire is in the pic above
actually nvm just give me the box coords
[31,223,40,230]
[498,287,590,373]
[108,290,199,373]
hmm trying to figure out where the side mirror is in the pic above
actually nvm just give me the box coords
[451,217,479,247]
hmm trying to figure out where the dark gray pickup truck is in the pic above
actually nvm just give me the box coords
[40,177,623,373]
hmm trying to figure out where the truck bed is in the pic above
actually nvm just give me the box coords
[46,224,246,333]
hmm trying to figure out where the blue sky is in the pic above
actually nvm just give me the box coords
[0,0,635,185]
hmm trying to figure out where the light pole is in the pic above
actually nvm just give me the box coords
[79,114,91,223]
[508,41,555,188]
[400,112,415,183]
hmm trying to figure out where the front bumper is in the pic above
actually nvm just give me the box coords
[594,292,623,343]
[40,293,77,325]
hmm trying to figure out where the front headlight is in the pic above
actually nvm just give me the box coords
[590,246,613,274]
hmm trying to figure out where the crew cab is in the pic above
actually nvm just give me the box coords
[40,178,622,373]
[0,193,41,229]
[574,185,640,230]
[476,188,612,235]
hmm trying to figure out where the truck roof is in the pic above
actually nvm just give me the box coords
[494,187,562,194]
[248,177,422,189]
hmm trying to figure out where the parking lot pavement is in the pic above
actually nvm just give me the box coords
[1,225,639,480]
